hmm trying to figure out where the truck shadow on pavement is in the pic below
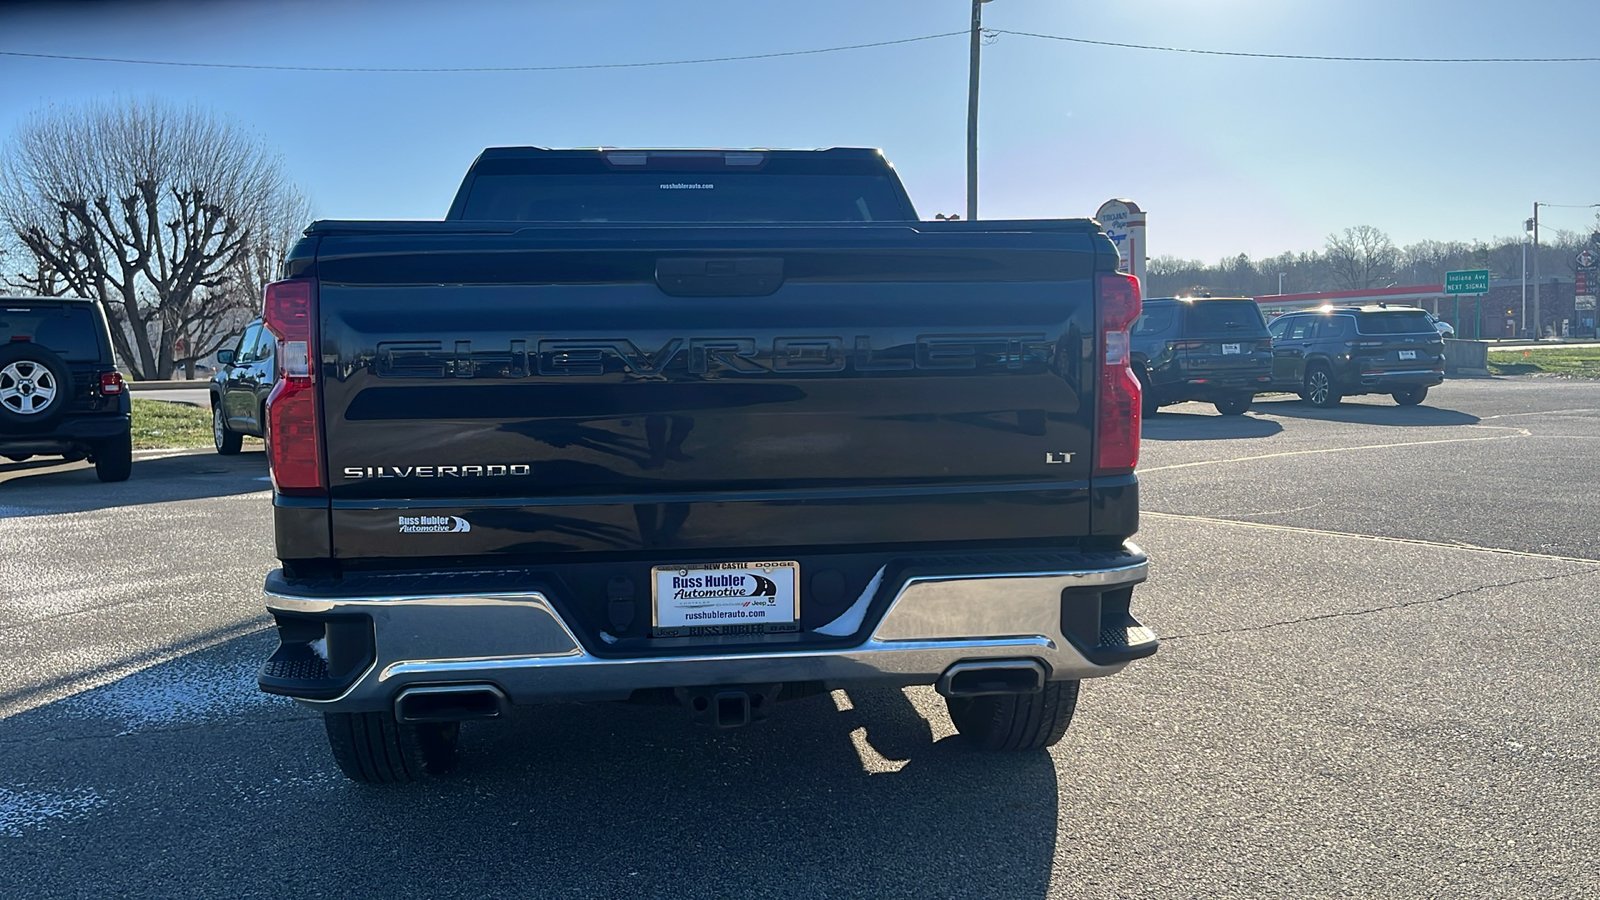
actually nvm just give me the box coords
[0,450,269,516]
[1252,397,1480,427]
[0,632,1060,900]
[1142,409,1284,442]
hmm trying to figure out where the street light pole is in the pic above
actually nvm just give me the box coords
[1278,272,1285,295]
[1522,218,1531,337]
[1532,202,1541,340]
[966,0,989,222]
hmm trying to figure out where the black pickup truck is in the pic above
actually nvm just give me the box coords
[257,148,1157,782]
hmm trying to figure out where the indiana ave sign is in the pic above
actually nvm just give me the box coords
[1445,269,1490,295]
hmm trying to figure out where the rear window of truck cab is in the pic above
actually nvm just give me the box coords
[458,172,909,223]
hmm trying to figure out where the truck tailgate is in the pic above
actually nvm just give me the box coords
[306,224,1103,559]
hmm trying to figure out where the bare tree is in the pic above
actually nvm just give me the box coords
[234,185,313,309]
[170,185,315,378]
[1398,239,1467,284]
[0,98,311,379]
[1324,225,1399,290]
[0,239,69,296]
[1486,237,1524,282]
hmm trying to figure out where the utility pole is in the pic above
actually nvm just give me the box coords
[1278,272,1285,295]
[966,0,990,222]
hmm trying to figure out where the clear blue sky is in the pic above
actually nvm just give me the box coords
[3,0,1599,262]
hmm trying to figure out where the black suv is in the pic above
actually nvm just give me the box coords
[1268,306,1444,407]
[1131,296,1273,415]
[0,296,132,481]
[208,317,275,454]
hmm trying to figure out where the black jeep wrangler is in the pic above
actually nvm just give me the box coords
[0,296,132,482]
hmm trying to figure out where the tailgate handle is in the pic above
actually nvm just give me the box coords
[656,257,784,297]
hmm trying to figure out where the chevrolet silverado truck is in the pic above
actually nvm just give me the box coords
[257,147,1157,783]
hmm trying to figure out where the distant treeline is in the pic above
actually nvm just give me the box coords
[1146,224,1598,299]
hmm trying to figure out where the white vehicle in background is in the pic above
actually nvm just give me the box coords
[1429,315,1455,337]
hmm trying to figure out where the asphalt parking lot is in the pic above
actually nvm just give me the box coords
[2,377,1596,899]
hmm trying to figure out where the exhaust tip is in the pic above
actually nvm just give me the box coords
[395,684,506,723]
[937,660,1046,698]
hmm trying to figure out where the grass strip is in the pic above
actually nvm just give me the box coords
[1487,347,1600,379]
[130,397,261,450]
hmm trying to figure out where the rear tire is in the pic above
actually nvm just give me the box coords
[213,405,242,455]
[1213,394,1252,416]
[323,711,460,783]
[93,431,132,482]
[4,454,31,462]
[1392,385,1428,406]
[946,680,1079,751]
[1136,366,1160,417]
[1303,365,1341,408]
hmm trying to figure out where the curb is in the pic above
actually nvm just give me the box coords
[128,380,212,392]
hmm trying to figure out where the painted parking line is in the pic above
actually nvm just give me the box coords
[1144,510,1600,566]
[1139,426,1530,473]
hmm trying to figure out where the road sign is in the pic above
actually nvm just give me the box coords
[1445,269,1490,295]
[1578,249,1597,269]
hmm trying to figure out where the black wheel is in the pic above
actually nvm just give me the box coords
[1213,394,1252,416]
[93,431,132,482]
[213,404,243,454]
[4,454,31,462]
[1392,385,1428,406]
[0,343,73,429]
[1136,367,1160,416]
[1303,366,1341,408]
[945,680,1079,751]
[323,711,459,783]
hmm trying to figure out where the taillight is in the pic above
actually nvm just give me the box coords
[99,372,124,395]
[262,279,324,496]
[1096,272,1142,475]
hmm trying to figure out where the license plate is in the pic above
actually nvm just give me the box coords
[652,561,800,637]
[1399,350,1416,360]
[1222,343,1241,355]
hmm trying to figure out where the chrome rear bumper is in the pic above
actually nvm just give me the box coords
[261,554,1153,712]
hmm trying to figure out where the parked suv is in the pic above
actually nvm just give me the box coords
[1131,296,1273,415]
[1268,305,1444,407]
[208,317,275,454]
[0,295,132,481]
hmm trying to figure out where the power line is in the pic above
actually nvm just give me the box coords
[3,28,1596,73]
[995,29,1600,63]
[0,31,966,72]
